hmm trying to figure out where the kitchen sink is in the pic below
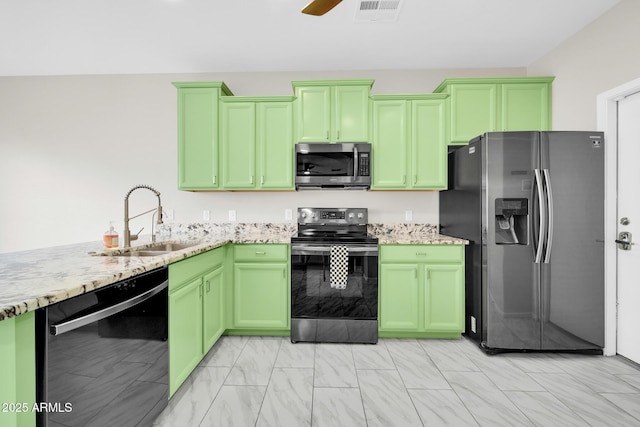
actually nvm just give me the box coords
[92,241,202,257]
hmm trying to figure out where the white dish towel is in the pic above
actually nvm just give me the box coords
[330,245,349,289]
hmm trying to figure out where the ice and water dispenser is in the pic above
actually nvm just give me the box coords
[495,198,528,245]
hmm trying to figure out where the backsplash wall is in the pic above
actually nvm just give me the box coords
[0,67,524,253]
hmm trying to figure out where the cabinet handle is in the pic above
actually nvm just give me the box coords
[213,175,217,185]
[416,252,428,256]
[337,130,340,140]
[250,175,254,184]
[403,175,406,184]
[261,175,264,185]
[414,175,417,185]
[206,281,211,293]
[255,251,266,255]
[326,130,329,140]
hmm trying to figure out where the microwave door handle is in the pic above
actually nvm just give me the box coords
[353,146,359,177]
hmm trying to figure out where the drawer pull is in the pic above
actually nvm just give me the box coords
[416,252,428,256]
[255,251,266,255]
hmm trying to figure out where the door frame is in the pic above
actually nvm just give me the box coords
[596,77,640,356]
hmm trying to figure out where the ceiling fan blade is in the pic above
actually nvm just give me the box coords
[301,0,343,16]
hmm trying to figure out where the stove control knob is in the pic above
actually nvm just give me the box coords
[301,212,307,218]
[357,213,364,219]
[310,213,316,218]
[348,213,355,219]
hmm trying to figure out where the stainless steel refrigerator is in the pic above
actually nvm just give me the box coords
[440,131,604,353]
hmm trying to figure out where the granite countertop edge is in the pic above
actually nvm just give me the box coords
[0,229,467,321]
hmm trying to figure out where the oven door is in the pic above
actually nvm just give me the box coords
[290,243,378,343]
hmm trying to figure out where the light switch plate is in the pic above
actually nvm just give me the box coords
[285,209,293,220]
[202,210,210,221]
[405,210,413,221]
[165,209,174,221]
[228,210,236,222]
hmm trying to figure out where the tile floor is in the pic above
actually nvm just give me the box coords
[153,336,640,427]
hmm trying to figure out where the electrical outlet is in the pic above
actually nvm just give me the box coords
[202,210,210,221]
[405,210,413,221]
[165,209,174,221]
[284,209,293,221]
[228,210,236,222]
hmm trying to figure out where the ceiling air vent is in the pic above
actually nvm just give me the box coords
[355,0,403,22]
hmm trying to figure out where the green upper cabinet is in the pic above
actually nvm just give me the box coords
[434,77,554,145]
[173,82,233,190]
[292,80,373,143]
[220,97,294,190]
[371,94,448,190]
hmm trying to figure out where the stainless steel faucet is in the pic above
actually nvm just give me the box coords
[123,184,163,248]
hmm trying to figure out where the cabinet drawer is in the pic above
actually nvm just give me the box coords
[380,245,463,263]
[169,246,226,291]
[234,244,288,262]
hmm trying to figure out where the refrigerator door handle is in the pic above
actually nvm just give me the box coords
[534,169,546,263]
[543,169,553,263]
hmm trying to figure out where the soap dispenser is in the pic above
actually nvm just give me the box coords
[103,222,119,249]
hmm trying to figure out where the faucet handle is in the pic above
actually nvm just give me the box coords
[130,227,144,241]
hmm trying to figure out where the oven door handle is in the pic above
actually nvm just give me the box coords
[50,279,168,336]
[291,245,379,256]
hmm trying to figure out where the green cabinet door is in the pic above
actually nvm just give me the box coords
[294,85,332,142]
[412,99,447,189]
[221,101,256,189]
[449,83,498,144]
[203,265,225,353]
[434,77,554,145]
[371,99,409,189]
[500,83,551,131]
[293,80,373,143]
[174,82,232,190]
[379,264,420,331]
[333,85,370,142]
[233,263,289,329]
[371,95,447,190]
[169,277,203,396]
[257,101,294,189]
[0,312,35,427]
[423,264,464,332]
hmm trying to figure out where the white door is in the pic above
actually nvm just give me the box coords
[616,91,640,364]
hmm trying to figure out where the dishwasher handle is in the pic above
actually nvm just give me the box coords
[50,279,168,336]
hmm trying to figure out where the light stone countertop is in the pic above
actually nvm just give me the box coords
[0,222,467,321]
[0,229,293,321]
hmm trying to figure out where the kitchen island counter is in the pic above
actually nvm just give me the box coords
[0,225,294,321]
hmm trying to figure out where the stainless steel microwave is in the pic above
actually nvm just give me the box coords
[295,143,371,190]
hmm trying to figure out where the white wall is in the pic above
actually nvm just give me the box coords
[527,0,640,130]
[0,68,525,253]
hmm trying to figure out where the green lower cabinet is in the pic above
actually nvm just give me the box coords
[168,277,203,397]
[0,312,35,427]
[379,245,465,338]
[233,263,289,329]
[203,265,225,353]
[379,264,420,330]
[168,247,226,396]
[423,264,464,332]
[230,244,290,333]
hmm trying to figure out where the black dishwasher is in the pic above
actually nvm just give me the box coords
[36,267,168,427]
